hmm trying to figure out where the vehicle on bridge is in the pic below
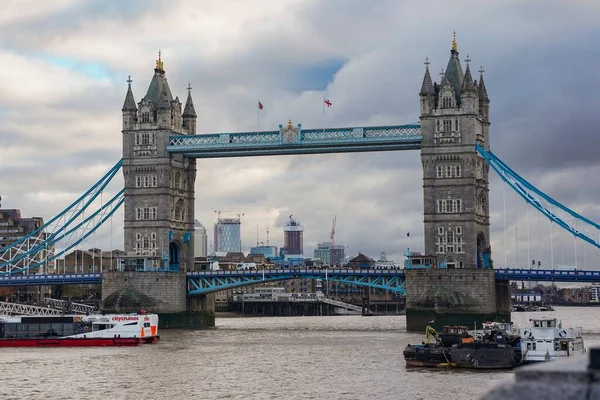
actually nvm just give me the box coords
[0,313,159,347]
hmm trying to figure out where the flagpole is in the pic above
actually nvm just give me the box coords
[257,102,260,130]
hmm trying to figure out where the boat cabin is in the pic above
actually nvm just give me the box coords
[519,317,585,362]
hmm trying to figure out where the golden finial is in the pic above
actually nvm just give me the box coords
[452,30,457,52]
[155,50,164,71]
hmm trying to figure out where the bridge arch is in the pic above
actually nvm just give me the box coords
[186,270,406,296]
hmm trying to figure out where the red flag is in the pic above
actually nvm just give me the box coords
[258,101,263,110]
[324,99,332,107]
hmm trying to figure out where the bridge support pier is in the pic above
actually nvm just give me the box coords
[101,271,215,329]
[405,269,510,332]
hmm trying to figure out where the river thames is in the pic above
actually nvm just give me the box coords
[1,307,599,400]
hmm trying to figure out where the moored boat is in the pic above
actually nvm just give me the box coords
[451,322,522,369]
[403,325,471,368]
[0,313,159,347]
[519,317,585,363]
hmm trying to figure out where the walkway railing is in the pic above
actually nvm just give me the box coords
[0,301,62,316]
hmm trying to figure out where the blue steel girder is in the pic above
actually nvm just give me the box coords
[167,124,422,158]
[186,269,406,295]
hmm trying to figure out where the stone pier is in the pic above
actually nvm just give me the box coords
[101,271,215,329]
[405,269,510,332]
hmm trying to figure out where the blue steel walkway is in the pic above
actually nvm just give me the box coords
[2,269,600,293]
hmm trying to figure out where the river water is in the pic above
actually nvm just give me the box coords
[1,307,599,400]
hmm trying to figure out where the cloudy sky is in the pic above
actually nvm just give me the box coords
[1,0,599,268]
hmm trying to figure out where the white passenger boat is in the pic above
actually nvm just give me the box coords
[519,317,585,363]
[0,313,160,347]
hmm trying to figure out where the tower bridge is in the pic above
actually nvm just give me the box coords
[2,37,599,330]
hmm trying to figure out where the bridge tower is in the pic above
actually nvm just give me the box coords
[102,53,213,328]
[121,52,197,272]
[406,33,509,331]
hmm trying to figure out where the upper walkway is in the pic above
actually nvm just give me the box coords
[167,123,422,158]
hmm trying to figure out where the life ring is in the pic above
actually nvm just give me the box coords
[559,330,567,338]
[523,330,532,338]
[83,326,89,333]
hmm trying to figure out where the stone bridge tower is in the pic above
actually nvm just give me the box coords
[419,33,491,269]
[121,52,197,272]
[405,34,509,331]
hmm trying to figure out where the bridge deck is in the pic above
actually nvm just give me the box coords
[0,269,598,291]
[167,124,422,158]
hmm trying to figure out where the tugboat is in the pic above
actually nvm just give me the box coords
[519,317,585,363]
[403,325,471,367]
[451,321,522,369]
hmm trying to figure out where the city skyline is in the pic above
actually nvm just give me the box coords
[1,1,599,266]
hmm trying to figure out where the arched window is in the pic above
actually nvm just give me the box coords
[175,199,185,221]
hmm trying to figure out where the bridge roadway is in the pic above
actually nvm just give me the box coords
[0,269,598,293]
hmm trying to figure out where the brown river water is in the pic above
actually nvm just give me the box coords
[1,307,599,400]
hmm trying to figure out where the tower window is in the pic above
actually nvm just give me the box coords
[442,97,452,108]
[437,198,462,214]
[142,112,150,123]
[443,119,452,132]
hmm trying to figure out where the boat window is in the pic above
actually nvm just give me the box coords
[549,320,556,327]
[93,324,111,331]
[4,324,16,338]
[63,323,74,336]
[534,321,539,327]
[144,322,151,328]
[51,324,64,337]
[27,323,40,337]
[16,324,28,339]
[39,323,52,337]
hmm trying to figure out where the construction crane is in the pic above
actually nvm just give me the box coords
[330,215,337,247]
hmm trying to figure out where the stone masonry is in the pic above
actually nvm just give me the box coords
[406,35,505,331]
[121,52,197,272]
[102,271,187,313]
[419,35,491,269]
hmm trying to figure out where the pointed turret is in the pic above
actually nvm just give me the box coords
[183,90,197,118]
[440,31,464,106]
[478,68,489,102]
[478,66,490,121]
[122,75,137,130]
[183,83,197,134]
[420,58,435,115]
[122,76,137,112]
[420,58,435,96]
[460,63,477,93]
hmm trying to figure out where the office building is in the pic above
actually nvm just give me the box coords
[283,215,303,256]
[250,245,277,259]
[194,219,208,258]
[214,217,242,253]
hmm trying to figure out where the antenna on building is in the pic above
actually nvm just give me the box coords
[256,224,259,246]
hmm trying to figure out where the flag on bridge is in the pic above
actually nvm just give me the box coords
[324,99,332,107]
[258,101,264,110]
[407,232,410,237]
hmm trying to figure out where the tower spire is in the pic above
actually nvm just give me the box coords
[452,30,457,52]
[155,50,164,73]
